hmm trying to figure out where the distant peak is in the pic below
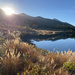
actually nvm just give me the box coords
[37,16,43,18]
[53,18,61,22]
[19,13,28,16]
[37,16,44,19]
[53,18,59,21]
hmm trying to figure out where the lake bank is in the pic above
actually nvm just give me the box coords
[20,30,75,53]
[20,30,75,43]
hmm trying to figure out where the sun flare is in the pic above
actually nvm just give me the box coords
[2,7,15,15]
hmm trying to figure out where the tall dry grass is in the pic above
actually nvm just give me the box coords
[0,37,75,75]
[0,38,43,75]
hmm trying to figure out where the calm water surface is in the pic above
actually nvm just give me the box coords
[32,38,75,52]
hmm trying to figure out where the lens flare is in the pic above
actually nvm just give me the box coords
[2,7,15,15]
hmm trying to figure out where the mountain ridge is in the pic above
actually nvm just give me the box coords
[0,8,75,31]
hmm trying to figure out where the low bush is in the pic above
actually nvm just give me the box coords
[62,61,75,71]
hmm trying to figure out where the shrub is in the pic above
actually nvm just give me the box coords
[62,61,75,71]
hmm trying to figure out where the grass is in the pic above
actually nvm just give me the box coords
[0,32,75,75]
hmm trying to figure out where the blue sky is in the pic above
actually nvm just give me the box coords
[0,0,75,26]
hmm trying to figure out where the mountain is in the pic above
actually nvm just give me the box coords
[0,8,75,31]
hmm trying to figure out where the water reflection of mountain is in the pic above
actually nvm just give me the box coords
[20,32,75,44]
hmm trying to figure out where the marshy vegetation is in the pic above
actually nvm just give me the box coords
[0,32,75,75]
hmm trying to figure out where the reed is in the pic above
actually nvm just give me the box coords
[0,35,75,75]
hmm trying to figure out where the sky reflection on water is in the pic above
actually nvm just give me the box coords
[32,38,75,52]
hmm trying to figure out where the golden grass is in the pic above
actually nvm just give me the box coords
[0,38,75,75]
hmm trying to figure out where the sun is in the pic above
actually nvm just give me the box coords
[2,7,15,15]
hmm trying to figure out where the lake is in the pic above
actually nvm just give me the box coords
[31,38,75,52]
[21,32,75,52]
